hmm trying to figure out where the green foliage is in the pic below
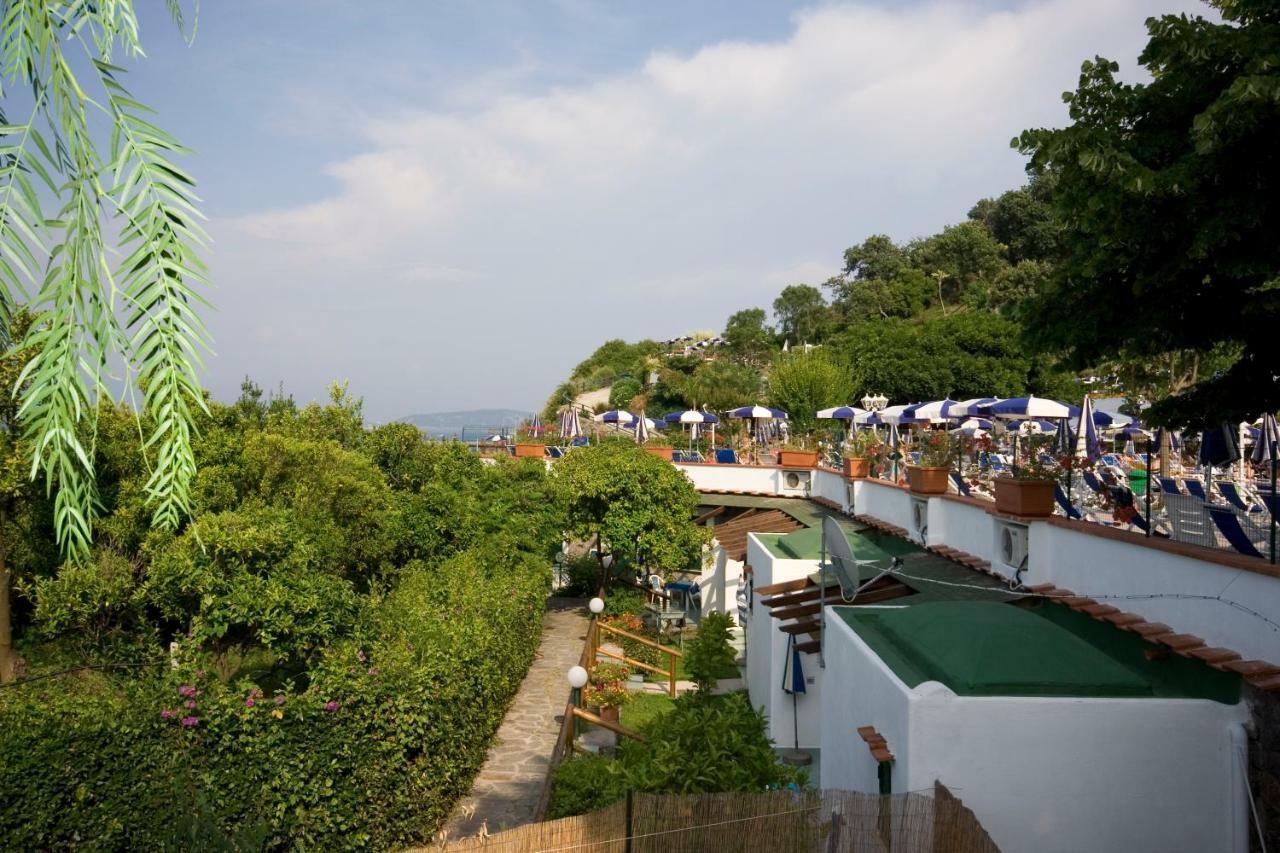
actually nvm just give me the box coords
[1,1,209,556]
[683,611,737,692]
[570,339,660,389]
[554,442,709,578]
[723,307,776,366]
[547,755,629,819]
[617,691,806,795]
[561,555,604,597]
[767,351,854,433]
[772,284,829,344]
[1015,2,1279,425]
[674,359,763,413]
[609,377,643,410]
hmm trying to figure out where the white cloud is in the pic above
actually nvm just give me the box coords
[220,0,1200,415]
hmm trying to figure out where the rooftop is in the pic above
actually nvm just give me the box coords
[836,601,1238,702]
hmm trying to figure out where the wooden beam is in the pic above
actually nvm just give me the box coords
[754,577,812,596]
[794,640,821,654]
[571,707,647,743]
[694,505,726,525]
[761,584,841,608]
[771,602,822,621]
[779,619,821,635]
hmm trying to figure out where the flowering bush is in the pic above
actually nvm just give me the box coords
[583,662,634,709]
[915,430,958,468]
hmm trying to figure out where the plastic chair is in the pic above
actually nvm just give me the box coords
[1164,493,1218,547]
[1207,507,1265,558]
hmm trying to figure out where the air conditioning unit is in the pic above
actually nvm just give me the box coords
[909,498,929,544]
[997,522,1030,573]
[781,470,811,495]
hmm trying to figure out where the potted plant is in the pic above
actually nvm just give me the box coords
[642,432,673,461]
[583,662,633,723]
[993,455,1061,517]
[905,431,956,494]
[843,431,880,478]
[513,424,547,458]
[777,439,819,468]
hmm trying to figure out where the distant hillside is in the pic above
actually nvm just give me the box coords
[397,409,529,437]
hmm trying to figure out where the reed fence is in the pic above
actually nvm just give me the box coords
[439,784,998,852]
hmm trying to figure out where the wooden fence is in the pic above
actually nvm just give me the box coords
[440,784,999,852]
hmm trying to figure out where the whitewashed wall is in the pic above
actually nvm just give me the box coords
[744,534,825,749]
[821,611,1250,853]
[675,463,780,494]
[812,468,849,509]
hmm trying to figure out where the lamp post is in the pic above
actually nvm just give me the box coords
[566,665,588,739]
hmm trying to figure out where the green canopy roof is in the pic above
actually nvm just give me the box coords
[837,602,1155,698]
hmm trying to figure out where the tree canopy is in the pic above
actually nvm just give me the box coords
[1015,0,1280,425]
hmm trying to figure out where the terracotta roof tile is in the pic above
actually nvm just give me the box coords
[1222,660,1280,679]
[1187,647,1242,665]
[1150,632,1205,652]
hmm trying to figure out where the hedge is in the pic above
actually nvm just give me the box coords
[0,547,549,850]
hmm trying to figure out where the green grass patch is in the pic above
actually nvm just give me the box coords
[621,692,674,729]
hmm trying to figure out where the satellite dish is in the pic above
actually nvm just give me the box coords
[822,516,860,598]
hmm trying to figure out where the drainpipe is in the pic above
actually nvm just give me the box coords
[1230,722,1253,853]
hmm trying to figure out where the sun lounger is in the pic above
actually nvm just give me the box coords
[1083,472,1106,495]
[1054,485,1082,520]
[1159,477,1182,495]
[1207,507,1266,559]
[1101,454,1122,469]
[950,471,972,497]
[570,436,590,447]
[714,448,739,465]
[546,446,567,459]
[1163,493,1218,548]
[908,451,922,465]
[1183,479,1209,501]
[1218,482,1265,513]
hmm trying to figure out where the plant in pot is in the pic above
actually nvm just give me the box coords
[642,431,673,461]
[905,431,956,494]
[993,455,1061,517]
[583,662,633,723]
[513,424,547,458]
[843,430,881,478]
[777,438,819,469]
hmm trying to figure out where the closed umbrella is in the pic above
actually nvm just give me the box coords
[563,407,583,441]
[1073,396,1101,462]
[635,410,651,444]
[1253,413,1278,564]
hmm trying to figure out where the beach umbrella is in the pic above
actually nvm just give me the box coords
[727,405,787,420]
[988,396,1077,420]
[950,397,1002,418]
[624,415,660,432]
[877,404,929,426]
[1073,396,1101,461]
[664,410,720,425]
[1252,413,1278,564]
[1052,418,1073,456]
[1199,423,1241,467]
[1009,419,1058,435]
[903,399,958,422]
[562,407,583,440]
[816,405,867,420]
[635,410,651,444]
[951,418,992,438]
[593,409,635,424]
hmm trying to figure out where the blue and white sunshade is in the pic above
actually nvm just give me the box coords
[949,398,1002,418]
[664,410,720,425]
[593,409,634,424]
[816,406,867,420]
[987,396,1077,420]
[902,399,958,421]
[727,405,787,419]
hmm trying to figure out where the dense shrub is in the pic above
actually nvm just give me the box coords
[0,547,550,850]
[547,755,628,819]
[683,611,737,692]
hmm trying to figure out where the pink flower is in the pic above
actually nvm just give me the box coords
[250,687,263,699]
[178,685,197,699]
[274,694,286,706]
[160,709,174,720]
[180,716,199,727]
[185,699,197,710]
[244,697,255,708]
[356,649,367,663]
[324,701,340,712]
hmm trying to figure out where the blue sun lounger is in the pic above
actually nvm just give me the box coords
[1218,482,1264,513]
[1159,477,1182,495]
[950,471,972,497]
[1083,471,1106,495]
[714,448,739,464]
[1055,485,1082,521]
[1183,480,1209,501]
[1208,506,1265,559]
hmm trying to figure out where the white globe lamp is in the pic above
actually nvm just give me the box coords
[566,665,589,689]
[588,597,605,615]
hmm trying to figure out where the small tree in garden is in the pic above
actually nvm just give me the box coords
[684,611,737,693]
[553,442,709,589]
[767,351,855,434]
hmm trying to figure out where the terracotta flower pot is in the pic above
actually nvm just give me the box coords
[906,465,949,495]
[598,705,620,724]
[645,446,674,461]
[513,443,546,458]
[844,457,870,478]
[994,478,1056,517]
[778,450,819,468]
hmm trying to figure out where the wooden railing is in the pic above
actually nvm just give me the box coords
[534,596,685,820]
[593,621,683,699]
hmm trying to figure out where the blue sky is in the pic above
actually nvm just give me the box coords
[124,0,1203,421]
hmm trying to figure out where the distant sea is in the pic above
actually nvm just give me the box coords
[396,409,530,438]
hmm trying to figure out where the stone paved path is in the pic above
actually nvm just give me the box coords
[439,597,588,842]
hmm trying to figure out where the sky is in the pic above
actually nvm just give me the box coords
[125,0,1206,422]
